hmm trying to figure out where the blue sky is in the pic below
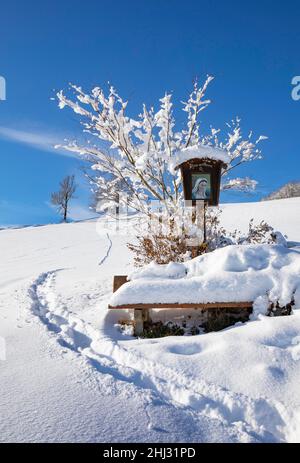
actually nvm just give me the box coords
[0,0,300,226]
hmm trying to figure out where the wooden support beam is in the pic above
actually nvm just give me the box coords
[134,309,144,336]
[109,302,253,310]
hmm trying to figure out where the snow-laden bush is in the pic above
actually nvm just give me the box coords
[128,208,286,266]
[231,218,287,246]
[128,233,193,266]
[56,77,267,261]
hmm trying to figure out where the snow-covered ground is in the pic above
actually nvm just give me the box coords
[220,197,300,243]
[1,198,300,443]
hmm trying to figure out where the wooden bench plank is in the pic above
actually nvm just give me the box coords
[108,302,253,310]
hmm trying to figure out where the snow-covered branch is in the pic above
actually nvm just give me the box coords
[55,78,267,218]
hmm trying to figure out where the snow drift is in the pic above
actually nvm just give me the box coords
[170,144,230,173]
[110,244,300,309]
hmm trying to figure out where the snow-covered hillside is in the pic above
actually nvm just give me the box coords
[1,198,300,443]
[220,197,300,242]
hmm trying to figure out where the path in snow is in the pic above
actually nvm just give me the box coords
[20,270,250,443]
[27,269,298,443]
[2,200,300,442]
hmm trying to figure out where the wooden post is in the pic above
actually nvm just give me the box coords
[134,309,144,336]
[189,200,206,257]
[203,202,207,243]
[113,275,128,292]
[195,200,205,243]
[133,308,150,336]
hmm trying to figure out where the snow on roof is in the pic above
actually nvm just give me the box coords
[170,144,230,173]
[110,244,300,308]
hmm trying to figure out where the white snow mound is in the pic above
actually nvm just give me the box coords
[110,244,300,308]
[170,144,230,173]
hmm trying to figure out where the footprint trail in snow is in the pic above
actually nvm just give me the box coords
[27,270,299,443]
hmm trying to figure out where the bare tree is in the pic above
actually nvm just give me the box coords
[51,175,77,222]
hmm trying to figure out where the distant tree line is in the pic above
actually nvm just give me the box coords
[262,181,300,201]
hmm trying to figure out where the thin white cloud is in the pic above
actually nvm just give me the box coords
[0,199,9,207]
[68,203,96,221]
[0,126,76,158]
[47,198,96,222]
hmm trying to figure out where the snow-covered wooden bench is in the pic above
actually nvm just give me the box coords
[109,275,253,335]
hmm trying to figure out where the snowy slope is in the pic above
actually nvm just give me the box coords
[1,198,300,443]
[220,197,300,242]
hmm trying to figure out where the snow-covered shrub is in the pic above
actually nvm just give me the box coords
[55,78,267,262]
[128,233,193,266]
[203,308,251,332]
[267,300,294,317]
[128,208,229,265]
[232,219,287,246]
[253,296,294,318]
[141,321,184,338]
[128,209,286,265]
[205,208,233,251]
